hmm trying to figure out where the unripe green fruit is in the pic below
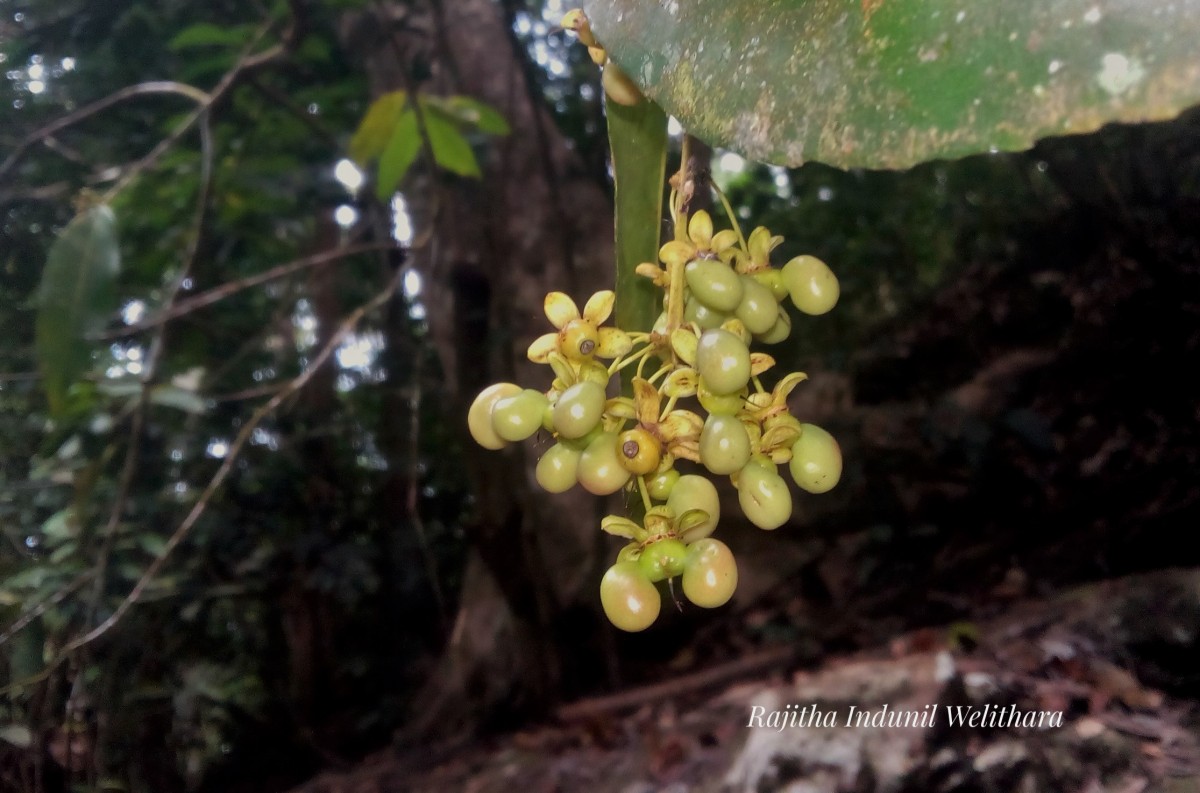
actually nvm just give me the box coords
[696,329,750,395]
[737,460,792,530]
[491,389,549,442]
[734,276,779,335]
[789,423,842,494]
[697,379,745,415]
[468,382,521,449]
[682,539,737,608]
[782,255,839,315]
[552,381,606,439]
[684,297,730,330]
[666,474,720,541]
[685,259,743,312]
[699,414,752,475]
[752,268,789,302]
[536,443,580,493]
[638,538,687,582]
[755,307,792,345]
[646,469,680,501]
[600,562,661,631]
[578,431,632,495]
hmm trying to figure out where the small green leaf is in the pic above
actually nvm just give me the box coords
[138,533,168,558]
[348,91,407,167]
[422,112,481,178]
[375,108,421,200]
[148,384,208,414]
[434,95,511,135]
[168,22,256,51]
[35,205,121,416]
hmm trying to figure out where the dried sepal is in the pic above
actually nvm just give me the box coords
[720,317,751,344]
[601,515,643,540]
[661,367,698,398]
[577,359,610,386]
[670,328,698,365]
[659,240,696,268]
[605,397,637,420]
[772,371,809,404]
[527,332,558,363]
[749,352,776,377]
[636,262,669,286]
[687,210,713,249]
[616,541,642,563]
[632,377,661,425]
[675,508,711,539]
[761,422,801,453]
[596,327,632,358]
[547,352,577,387]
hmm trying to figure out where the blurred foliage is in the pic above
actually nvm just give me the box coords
[2,0,1199,791]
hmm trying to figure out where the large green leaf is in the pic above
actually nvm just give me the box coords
[376,108,421,200]
[35,205,121,416]
[349,91,407,167]
[582,0,1200,169]
[422,110,482,178]
[608,100,666,337]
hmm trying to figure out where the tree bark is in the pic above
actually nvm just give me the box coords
[343,0,618,734]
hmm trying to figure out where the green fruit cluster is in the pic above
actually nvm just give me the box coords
[467,182,843,632]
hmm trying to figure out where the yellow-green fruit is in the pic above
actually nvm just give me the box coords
[697,379,745,415]
[755,307,792,345]
[638,538,687,582]
[737,461,792,530]
[468,382,521,449]
[552,380,606,439]
[617,427,662,476]
[666,474,720,541]
[559,318,599,361]
[752,268,789,302]
[685,259,743,312]
[646,469,680,501]
[789,423,842,494]
[699,414,751,475]
[600,562,661,631]
[684,297,730,330]
[734,276,779,335]
[696,329,750,395]
[682,539,737,608]
[536,443,580,493]
[578,432,632,495]
[782,255,839,315]
[491,388,549,442]
[601,61,643,106]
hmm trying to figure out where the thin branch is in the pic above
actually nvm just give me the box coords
[0,571,95,649]
[0,82,210,183]
[99,242,397,338]
[100,36,285,202]
[86,114,217,626]
[58,262,405,657]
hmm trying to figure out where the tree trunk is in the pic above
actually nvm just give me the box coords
[342,0,618,734]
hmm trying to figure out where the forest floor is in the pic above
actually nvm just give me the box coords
[290,568,1200,793]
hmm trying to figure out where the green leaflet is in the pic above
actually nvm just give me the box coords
[35,205,121,416]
